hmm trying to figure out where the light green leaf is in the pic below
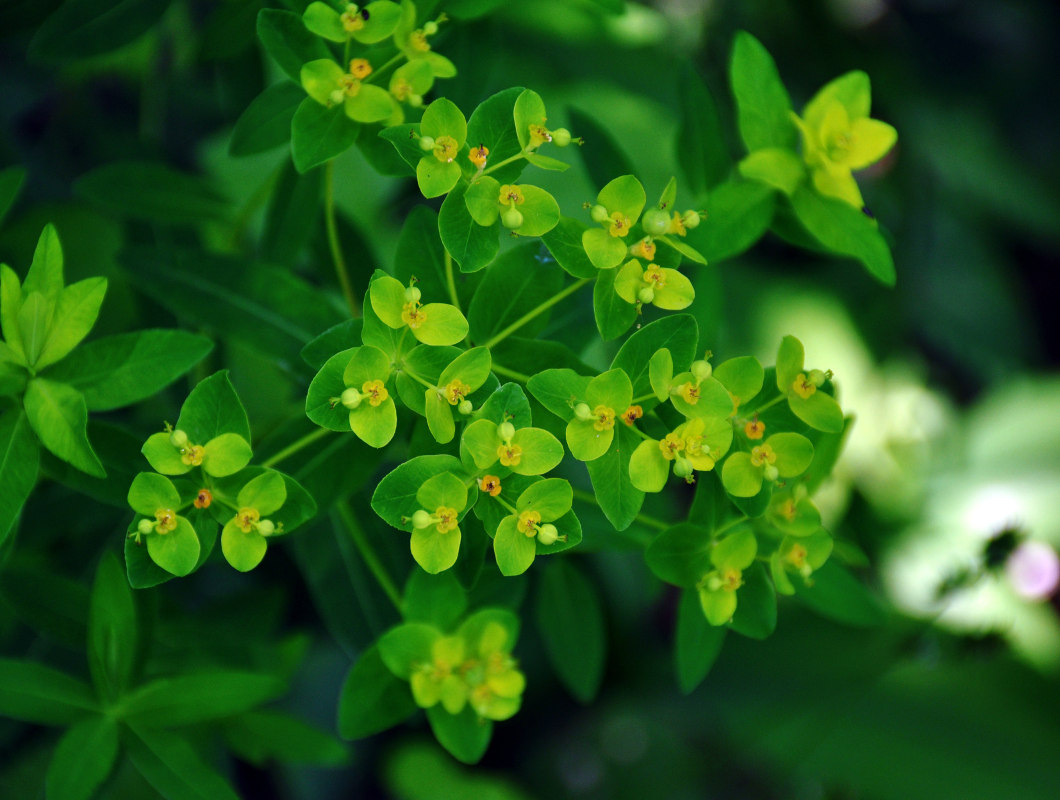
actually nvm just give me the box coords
[24,378,104,477]
[148,517,201,576]
[127,471,180,517]
[629,438,669,493]
[598,174,646,222]
[410,526,462,574]
[237,470,287,515]
[730,31,796,152]
[202,432,253,478]
[494,515,537,576]
[516,477,572,520]
[25,223,65,297]
[414,303,469,346]
[789,389,844,433]
[581,226,628,270]
[508,427,563,476]
[535,560,606,703]
[120,671,285,727]
[738,147,805,194]
[721,451,762,498]
[302,1,344,41]
[513,88,547,151]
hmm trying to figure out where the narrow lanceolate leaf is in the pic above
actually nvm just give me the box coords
[0,658,97,724]
[535,560,606,703]
[34,277,108,371]
[23,379,105,478]
[88,552,138,701]
[74,161,231,225]
[43,329,213,412]
[0,410,38,546]
[119,671,286,727]
[675,588,727,694]
[125,724,241,800]
[45,715,120,800]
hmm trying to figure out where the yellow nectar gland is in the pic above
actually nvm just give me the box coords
[659,433,685,461]
[497,443,523,467]
[401,301,428,328]
[528,122,552,147]
[348,58,372,79]
[409,29,431,52]
[478,475,502,497]
[341,5,367,32]
[745,419,765,440]
[792,373,817,399]
[666,211,687,237]
[361,379,389,407]
[720,567,743,592]
[685,434,709,460]
[154,508,178,534]
[443,379,471,405]
[621,405,643,425]
[750,443,777,468]
[469,145,489,169]
[434,506,459,533]
[517,510,541,536]
[432,135,458,163]
[677,382,700,405]
[608,212,631,238]
[630,237,656,260]
[235,506,260,533]
[777,497,797,522]
[498,184,525,206]
[391,77,413,102]
[592,405,616,432]
[194,489,212,509]
[181,444,205,467]
[643,264,667,288]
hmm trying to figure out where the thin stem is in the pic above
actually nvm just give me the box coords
[325,160,360,318]
[481,278,591,349]
[402,367,435,389]
[491,363,532,383]
[627,424,654,442]
[336,501,402,611]
[480,152,527,177]
[364,53,404,84]
[744,394,785,417]
[631,393,658,406]
[444,249,460,311]
[494,494,517,514]
[572,488,670,533]
[261,427,332,469]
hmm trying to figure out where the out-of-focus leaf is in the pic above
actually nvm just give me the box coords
[535,559,606,703]
[28,0,171,62]
[74,162,230,225]
[229,83,304,157]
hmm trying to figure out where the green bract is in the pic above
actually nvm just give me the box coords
[369,274,469,346]
[493,478,575,576]
[127,472,199,577]
[614,259,694,310]
[142,431,252,478]
[221,470,288,572]
[721,432,815,498]
[697,528,757,626]
[775,335,844,432]
[300,59,394,124]
[460,419,563,476]
[582,175,647,270]
[564,368,633,462]
[303,1,402,45]
[416,98,468,198]
[629,416,733,493]
[425,347,492,444]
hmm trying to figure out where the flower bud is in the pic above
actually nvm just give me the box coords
[419,135,435,151]
[537,523,559,545]
[423,20,438,35]
[590,204,610,223]
[763,464,779,482]
[498,421,516,441]
[637,286,655,304]
[340,388,363,409]
[574,402,592,421]
[502,206,524,230]
[404,285,421,303]
[641,207,669,236]
[690,360,712,381]
[673,457,693,479]
[411,510,433,529]
[458,399,473,415]
[169,429,189,448]
[138,518,155,535]
[551,127,571,147]
[257,519,276,536]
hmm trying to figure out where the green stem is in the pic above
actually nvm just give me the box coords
[491,363,532,383]
[481,278,591,349]
[402,367,435,389]
[325,160,360,318]
[494,494,517,514]
[261,427,332,469]
[631,393,658,406]
[444,249,460,311]
[571,488,669,533]
[364,53,404,84]
[480,151,527,177]
[744,394,785,417]
[336,501,402,611]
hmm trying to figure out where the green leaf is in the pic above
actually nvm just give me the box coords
[42,329,213,412]
[523,152,569,172]
[0,410,38,547]
[45,715,120,800]
[628,438,668,493]
[0,166,27,224]
[509,427,563,476]
[74,161,230,224]
[420,97,467,144]
[513,89,547,152]
[262,158,323,264]
[301,319,363,370]
[1,264,25,362]
[493,515,537,576]
[440,182,500,273]
[353,0,404,43]
[675,588,726,694]
[426,704,493,765]
[686,177,775,263]
[593,265,637,340]
[291,98,360,174]
[148,517,201,576]
[794,561,888,627]
[417,157,462,199]
[568,106,634,191]
[541,216,598,279]
[28,0,171,62]
[256,8,331,83]
[0,658,96,724]
[378,622,440,679]
[403,570,468,630]
[125,724,240,800]
[466,87,525,184]
[224,709,348,767]
[372,455,465,531]
[769,431,815,477]
[302,1,344,41]
[720,452,761,498]
[478,383,532,427]
[585,423,644,530]
[468,243,563,344]
[121,671,286,727]
[738,148,805,194]
[306,348,356,431]
[677,66,730,195]
[582,226,628,270]
[33,277,107,371]
[612,314,699,398]
[23,378,104,477]
[176,371,251,443]
[237,470,287,515]
[729,31,796,152]
[25,223,65,298]
[229,82,303,156]
[535,560,606,703]
[713,356,764,406]
[788,185,895,285]
[17,292,50,367]
[646,523,714,587]
[598,174,646,222]
[514,184,561,237]
[88,553,137,700]
[727,563,776,639]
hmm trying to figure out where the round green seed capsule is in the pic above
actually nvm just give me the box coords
[257,519,275,536]
[423,20,438,35]
[574,402,592,421]
[808,369,827,387]
[682,210,701,230]
[537,523,559,545]
[138,518,155,535]
[341,388,363,409]
[169,429,189,448]
[690,360,712,381]
[498,421,516,441]
[641,207,670,236]
[590,204,610,223]
[763,464,779,482]
[502,206,524,230]
[458,399,473,415]
[405,285,421,303]
[419,135,435,151]
[673,457,693,479]
[551,128,571,147]
[637,286,655,304]
[411,510,433,529]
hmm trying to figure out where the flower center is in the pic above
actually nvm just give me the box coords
[236,506,260,533]
[341,5,367,32]
[478,475,502,497]
[181,444,204,466]
[608,212,631,238]
[744,419,765,440]
[434,506,458,533]
[402,302,428,328]
[362,379,389,407]
[592,405,616,431]
[498,184,525,205]
[750,444,777,468]
[792,372,816,399]
[497,443,523,467]
[621,405,643,425]
[677,382,700,404]
[659,433,685,461]
[154,508,177,534]
[443,379,471,405]
[433,135,458,163]
[517,510,541,535]
[194,489,212,509]
[348,58,372,79]
[643,264,666,288]
[786,543,808,569]
[469,145,489,168]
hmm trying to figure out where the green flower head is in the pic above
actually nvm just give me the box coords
[338,345,396,448]
[721,432,815,498]
[300,58,395,124]
[771,531,833,595]
[629,416,733,493]
[415,97,468,198]
[369,274,469,347]
[614,258,694,310]
[493,478,573,576]
[425,347,492,444]
[460,417,563,477]
[582,175,647,270]
[407,472,470,573]
[142,427,252,479]
[697,528,757,626]
[127,472,200,577]
[775,335,843,433]
[220,470,287,572]
[565,368,633,462]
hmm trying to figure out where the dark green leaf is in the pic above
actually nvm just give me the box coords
[45,715,119,800]
[88,552,138,701]
[466,87,526,185]
[262,159,322,264]
[794,561,888,627]
[675,588,726,694]
[224,709,348,766]
[535,559,606,703]
[23,378,104,477]
[426,704,492,765]
[611,314,699,398]
[394,206,482,310]
[301,319,363,369]
[43,329,213,412]
[0,166,27,224]
[256,8,331,83]
[28,0,171,62]
[469,243,563,344]
[337,644,418,740]
[727,563,776,639]
[0,410,38,546]
[0,658,96,724]
[439,183,499,273]
[0,563,88,647]
[645,523,713,587]
[291,99,361,174]
[685,178,774,263]
[541,216,598,279]
[729,31,796,152]
[569,107,634,191]
[74,161,230,225]
[677,66,730,194]
[125,724,240,800]
[176,371,251,444]
[120,671,286,727]
[229,82,304,157]
[593,265,637,341]
[403,570,468,630]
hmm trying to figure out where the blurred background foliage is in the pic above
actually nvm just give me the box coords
[2,0,1060,798]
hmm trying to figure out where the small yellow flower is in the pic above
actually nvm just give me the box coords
[435,506,458,533]
[677,382,700,405]
[750,444,777,468]
[194,489,212,509]
[643,264,667,288]
[621,405,643,425]
[401,301,428,328]
[409,29,431,52]
[362,379,389,407]
[181,444,205,466]
[792,373,816,400]
[498,184,525,205]
[341,4,367,32]
[497,443,523,467]
[607,212,631,238]
[666,212,687,237]
[433,135,458,163]
[516,510,541,535]
[349,58,372,79]
[235,506,261,533]
[593,405,616,431]
[443,379,471,405]
[154,508,178,534]
[659,433,685,461]
[744,419,765,440]
[528,123,552,147]
[478,475,502,497]
[469,145,489,169]
[391,77,413,101]
[629,237,656,260]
